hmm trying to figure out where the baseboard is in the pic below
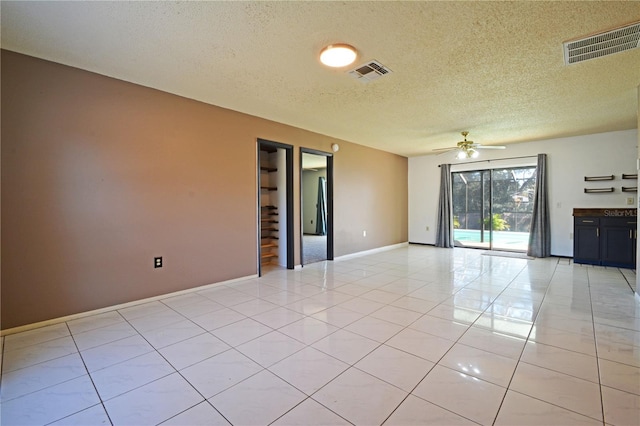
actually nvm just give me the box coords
[0,274,259,337]
[334,242,409,261]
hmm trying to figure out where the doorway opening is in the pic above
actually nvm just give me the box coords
[452,166,537,252]
[300,148,334,266]
[258,139,294,276]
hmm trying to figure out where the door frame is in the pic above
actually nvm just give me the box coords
[257,139,294,276]
[300,147,334,266]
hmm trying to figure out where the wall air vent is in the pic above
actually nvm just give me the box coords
[563,21,640,65]
[348,60,392,82]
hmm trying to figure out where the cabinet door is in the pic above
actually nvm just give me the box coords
[601,225,636,268]
[574,224,600,265]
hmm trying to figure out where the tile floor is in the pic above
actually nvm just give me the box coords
[1,245,639,425]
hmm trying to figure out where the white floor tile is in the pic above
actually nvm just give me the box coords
[313,367,407,425]
[269,347,349,395]
[251,306,306,329]
[104,373,203,425]
[599,358,640,395]
[80,334,154,372]
[528,324,596,356]
[278,317,339,345]
[457,326,526,359]
[2,336,78,373]
[0,353,86,402]
[189,307,246,331]
[3,323,70,353]
[520,341,599,382]
[355,344,434,392]
[601,385,640,426]
[310,305,365,328]
[160,401,230,425]
[180,349,262,398]
[409,314,469,340]
[49,404,111,425]
[384,394,477,425]
[412,365,507,425]
[271,398,350,426]
[510,362,602,421]
[386,328,455,362]
[344,316,403,343]
[209,318,273,346]
[67,311,125,335]
[494,390,602,426]
[311,329,380,365]
[90,351,175,400]
[0,375,100,425]
[138,319,205,349]
[210,370,306,425]
[158,332,230,371]
[71,321,138,351]
[369,305,423,326]
[236,331,306,367]
[439,343,518,387]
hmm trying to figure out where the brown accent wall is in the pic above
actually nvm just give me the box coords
[1,50,408,329]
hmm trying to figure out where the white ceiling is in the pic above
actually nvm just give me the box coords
[2,1,639,157]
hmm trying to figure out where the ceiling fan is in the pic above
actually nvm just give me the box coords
[433,131,506,159]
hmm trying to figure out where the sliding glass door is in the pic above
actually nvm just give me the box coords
[452,166,537,252]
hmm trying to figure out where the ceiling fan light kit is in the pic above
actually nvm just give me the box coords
[433,131,506,160]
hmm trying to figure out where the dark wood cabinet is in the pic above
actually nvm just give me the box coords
[573,209,637,269]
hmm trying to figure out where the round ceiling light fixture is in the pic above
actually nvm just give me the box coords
[319,44,357,68]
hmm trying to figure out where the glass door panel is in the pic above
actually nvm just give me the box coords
[453,166,536,252]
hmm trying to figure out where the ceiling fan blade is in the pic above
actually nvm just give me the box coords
[432,147,457,152]
[475,145,506,150]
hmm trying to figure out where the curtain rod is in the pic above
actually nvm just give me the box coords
[438,155,538,167]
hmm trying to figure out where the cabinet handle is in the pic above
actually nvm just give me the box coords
[596,228,599,237]
[631,229,633,239]
[582,220,594,223]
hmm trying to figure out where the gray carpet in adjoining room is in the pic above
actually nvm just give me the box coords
[302,234,327,265]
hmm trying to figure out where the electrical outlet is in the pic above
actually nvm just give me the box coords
[154,257,163,268]
[363,230,367,237]
[426,226,429,231]
[626,197,635,206]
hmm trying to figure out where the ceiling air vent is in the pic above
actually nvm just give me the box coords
[563,21,640,65]
[348,60,392,82]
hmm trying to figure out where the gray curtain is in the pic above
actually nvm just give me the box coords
[436,164,454,248]
[315,176,327,236]
[528,154,551,257]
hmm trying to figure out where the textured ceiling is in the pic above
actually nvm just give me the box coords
[2,1,639,157]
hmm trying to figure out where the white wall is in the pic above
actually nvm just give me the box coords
[409,129,638,257]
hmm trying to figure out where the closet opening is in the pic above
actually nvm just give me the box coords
[258,139,294,275]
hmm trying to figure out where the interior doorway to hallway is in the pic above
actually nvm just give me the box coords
[300,148,334,266]
[257,139,294,276]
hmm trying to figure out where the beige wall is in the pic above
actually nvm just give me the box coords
[1,51,408,329]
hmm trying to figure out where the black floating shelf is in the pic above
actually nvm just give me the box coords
[260,167,278,173]
[260,186,278,191]
[622,174,638,180]
[584,175,614,181]
[622,187,637,192]
[584,187,615,193]
[261,205,278,209]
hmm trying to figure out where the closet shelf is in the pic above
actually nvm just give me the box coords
[260,167,278,173]
[261,243,278,249]
[261,253,278,259]
[260,186,278,191]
